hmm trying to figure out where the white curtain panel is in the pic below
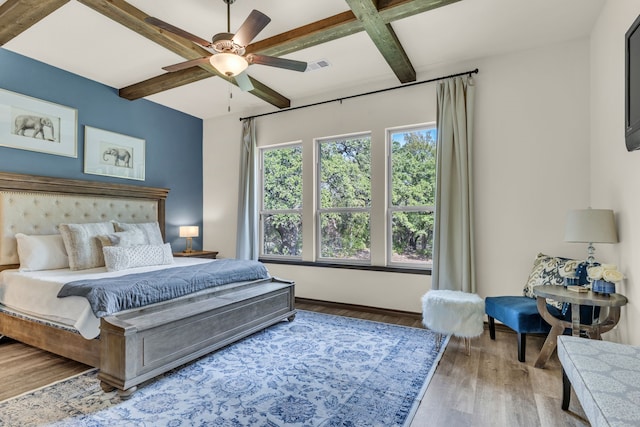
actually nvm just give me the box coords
[236,118,259,260]
[432,76,476,292]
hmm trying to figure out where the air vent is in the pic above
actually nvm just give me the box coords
[306,59,331,72]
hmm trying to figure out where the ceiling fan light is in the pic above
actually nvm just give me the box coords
[210,53,248,77]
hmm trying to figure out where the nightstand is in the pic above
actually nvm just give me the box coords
[173,250,218,259]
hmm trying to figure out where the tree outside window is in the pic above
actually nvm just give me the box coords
[259,125,434,270]
[317,134,371,262]
[388,125,436,267]
[260,144,302,258]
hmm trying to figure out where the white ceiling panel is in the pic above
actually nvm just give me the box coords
[2,0,606,119]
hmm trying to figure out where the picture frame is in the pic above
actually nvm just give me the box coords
[83,126,145,181]
[0,88,77,157]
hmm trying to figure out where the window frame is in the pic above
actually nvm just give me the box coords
[315,132,372,265]
[386,123,437,270]
[258,142,303,260]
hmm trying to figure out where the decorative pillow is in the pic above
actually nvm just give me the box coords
[103,243,174,272]
[523,253,582,309]
[15,233,69,271]
[113,221,164,246]
[97,230,147,248]
[59,222,115,270]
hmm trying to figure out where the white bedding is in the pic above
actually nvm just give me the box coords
[0,257,212,339]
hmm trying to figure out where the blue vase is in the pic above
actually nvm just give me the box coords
[592,279,615,295]
[564,277,580,287]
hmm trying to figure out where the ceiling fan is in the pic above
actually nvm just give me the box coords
[145,0,307,92]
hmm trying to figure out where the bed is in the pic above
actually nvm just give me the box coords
[0,171,296,397]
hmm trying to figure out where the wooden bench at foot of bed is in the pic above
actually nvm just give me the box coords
[98,277,296,398]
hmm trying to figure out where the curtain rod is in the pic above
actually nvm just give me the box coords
[239,68,478,121]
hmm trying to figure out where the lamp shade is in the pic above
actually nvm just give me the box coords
[179,226,199,238]
[564,209,618,243]
[209,53,248,77]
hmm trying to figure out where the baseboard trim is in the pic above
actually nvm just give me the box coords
[295,297,422,320]
[295,297,534,334]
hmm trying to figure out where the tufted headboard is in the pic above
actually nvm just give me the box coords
[0,172,169,269]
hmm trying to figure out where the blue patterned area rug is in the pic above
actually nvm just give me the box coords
[0,310,448,427]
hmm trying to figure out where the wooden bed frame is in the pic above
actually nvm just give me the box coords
[0,172,296,397]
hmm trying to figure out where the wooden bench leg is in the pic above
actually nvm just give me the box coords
[518,332,526,362]
[562,368,571,410]
[488,316,496,340]
[100,381,116,393]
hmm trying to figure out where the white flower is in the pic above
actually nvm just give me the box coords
[603,269,624,283]
[588,264,625,283]
[588,266,604,280]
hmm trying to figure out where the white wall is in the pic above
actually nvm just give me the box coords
[203,38,591,314]
[590,0,640,345]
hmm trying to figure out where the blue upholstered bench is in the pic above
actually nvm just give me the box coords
[486,254,602,363]
[485,296,551,362]
[485,295,600,363]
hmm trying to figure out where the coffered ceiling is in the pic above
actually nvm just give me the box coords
[0,0,605,119]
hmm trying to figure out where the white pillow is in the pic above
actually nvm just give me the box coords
[103,243,174,272]
[59,222,115,270]
[96,230,147,248]
[113,221,164,246]
[15,233,69,271]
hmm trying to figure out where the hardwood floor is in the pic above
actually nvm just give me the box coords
[0,302,589,426]
[0,338,90,401]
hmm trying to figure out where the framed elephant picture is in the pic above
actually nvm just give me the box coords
[84,126,145,181]
[0,88,77,157]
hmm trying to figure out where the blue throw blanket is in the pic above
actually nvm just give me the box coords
[57,259,270,317]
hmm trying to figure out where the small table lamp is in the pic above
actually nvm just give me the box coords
[564,208,618,265]
[179,226,199,253]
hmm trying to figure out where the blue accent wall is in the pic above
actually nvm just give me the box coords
[0,48,204,251]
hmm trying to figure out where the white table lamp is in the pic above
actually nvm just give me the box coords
[564,209,618,265]
[179,226,199,253]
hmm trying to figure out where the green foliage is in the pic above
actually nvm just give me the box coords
[263,213,302,256]
[389,129,436,263]
[262,146,303,256]
[263,146,302,210]
[261,128,436,264]
[319,137,371,209]
[391,129,436,207]
[320,212,370,259]
[319,137,371,258]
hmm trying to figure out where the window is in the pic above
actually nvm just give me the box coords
[388,125,437,268]
[259,144,302,258]
[317,134,371,262]
[258,124,434,271]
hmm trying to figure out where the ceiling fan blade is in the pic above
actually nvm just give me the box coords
[232,10,271,47]
[234,72,254,92]
[145,16,212,48]
[162,57,212,72]
[247,54,307,72]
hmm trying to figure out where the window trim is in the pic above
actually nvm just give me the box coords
[386,123,436,270]
[258,142,303,261]
[315,132,372,264]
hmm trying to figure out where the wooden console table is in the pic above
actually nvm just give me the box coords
[533,285,627,369]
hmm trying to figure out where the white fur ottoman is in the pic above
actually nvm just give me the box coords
[421,290,485,354]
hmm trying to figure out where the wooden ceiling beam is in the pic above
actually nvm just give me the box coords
[77,0,291,109]
[345,0,415,83]
[118,67,290,109]
[0,0,70,46]
[377,0,463,21]
[245,11,362,57]
[117,0,463,103]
